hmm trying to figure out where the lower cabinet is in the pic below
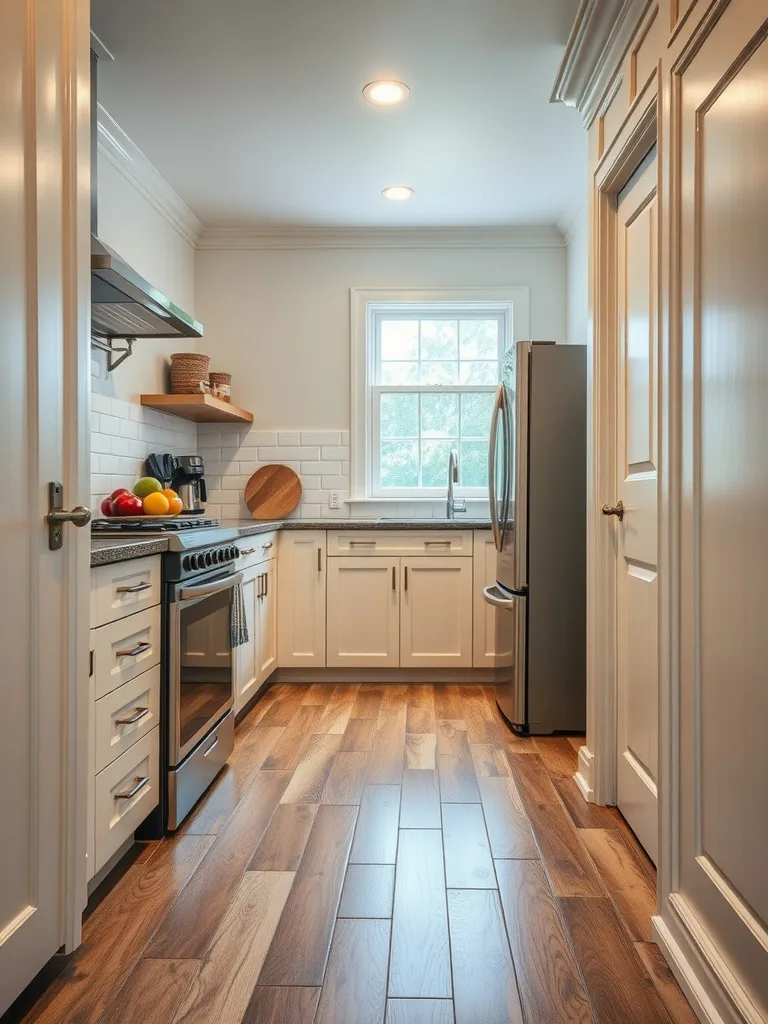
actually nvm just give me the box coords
[277,530,326,668]
[325,554,474,669]
[400,557,473,668]
[327,557,399,667]
[234,557,278,715]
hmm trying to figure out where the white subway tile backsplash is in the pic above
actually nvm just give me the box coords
[99,414,120,435]
[110,435,133,457]
[91,393,111,415]
[321,475,348,490]
[257,446,320,462]
[299,504,323,518]
[301,431,341,446]
[277,431,301,446]
[321,446,350,461]
[302,461,339,476]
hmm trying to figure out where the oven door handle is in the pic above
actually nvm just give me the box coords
[179,572,243,602]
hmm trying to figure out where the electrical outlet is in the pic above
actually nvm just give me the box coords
[329,492,341,509]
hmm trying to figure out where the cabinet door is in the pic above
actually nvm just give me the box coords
[234,569,259,715]
[400,557,473,668]
[257,559,278,684]
[276,531,326,668]
[473,531,499,668]
[327,557,400,668]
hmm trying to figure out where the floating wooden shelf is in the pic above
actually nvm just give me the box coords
[140,393,254,424]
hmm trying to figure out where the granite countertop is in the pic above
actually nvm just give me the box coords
[230,518,492,536]
[90,536,170,566]
[91,517,493,566]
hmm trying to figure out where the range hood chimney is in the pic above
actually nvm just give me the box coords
[90,39,203,357]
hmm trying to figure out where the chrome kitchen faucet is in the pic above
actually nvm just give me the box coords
[446,449,467,519]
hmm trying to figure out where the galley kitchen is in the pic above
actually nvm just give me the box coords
[5,1,763,1022]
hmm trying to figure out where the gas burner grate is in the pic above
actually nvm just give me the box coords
[91,517,221,533]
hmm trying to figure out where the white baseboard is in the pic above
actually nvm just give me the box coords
[575,744,595,801]
[653,913,727,1024]
[272,668,496,685]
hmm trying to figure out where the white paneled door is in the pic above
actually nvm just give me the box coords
[677,3,768,1016]
[0,0,90,1014]
[613,148,659,863]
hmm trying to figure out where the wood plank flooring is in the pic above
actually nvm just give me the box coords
[19,683,696,1024]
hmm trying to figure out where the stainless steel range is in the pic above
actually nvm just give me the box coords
[93,519,243,830]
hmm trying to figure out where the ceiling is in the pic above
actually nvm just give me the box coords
[91,0,585,230]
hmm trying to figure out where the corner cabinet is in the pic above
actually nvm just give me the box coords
[276,530,326,668]
[234,533,278,714]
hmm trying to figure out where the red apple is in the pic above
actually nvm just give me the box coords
[110,487,130,500]
[113,493,144,516]
[100,497,114,517]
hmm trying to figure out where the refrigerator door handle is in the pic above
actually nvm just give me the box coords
[488,384,506,553]
[483,584,518,609]
[512,342,531,592]
[499,384,514,552]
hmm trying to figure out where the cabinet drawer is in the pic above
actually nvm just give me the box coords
[94,726,159,874]
[236,531,277,572]
[93,555,161,626]
[94,665,161,773]
[93,606,161,700]
[327,530,473,557]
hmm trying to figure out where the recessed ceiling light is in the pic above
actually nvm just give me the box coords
[382,185,414,201]
[363,80,410,106]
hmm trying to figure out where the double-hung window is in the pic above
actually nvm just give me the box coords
[352,292,524,501]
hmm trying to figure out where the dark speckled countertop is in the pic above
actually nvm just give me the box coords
[91,517,493,566]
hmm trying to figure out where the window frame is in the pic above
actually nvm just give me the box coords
[350,288,530,502]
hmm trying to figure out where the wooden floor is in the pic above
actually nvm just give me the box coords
[19,684,697,1024]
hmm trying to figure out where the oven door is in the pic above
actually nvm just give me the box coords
[168,569,242,765]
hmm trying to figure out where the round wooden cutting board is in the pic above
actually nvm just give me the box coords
[244,464,303,520]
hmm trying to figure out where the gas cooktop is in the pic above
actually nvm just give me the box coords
[91,517,241,552]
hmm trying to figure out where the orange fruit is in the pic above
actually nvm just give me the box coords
[142,491,170,516]
[166,495,184,516]
[161,488,178,501]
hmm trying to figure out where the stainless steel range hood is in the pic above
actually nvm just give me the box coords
[90,39,202,347]
[91,236,203,339]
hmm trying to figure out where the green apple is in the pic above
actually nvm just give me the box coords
[133,476,162,498]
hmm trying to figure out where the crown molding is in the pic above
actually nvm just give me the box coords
[196,225,565,251]
[551,0,651,127]
[96,105,203,248]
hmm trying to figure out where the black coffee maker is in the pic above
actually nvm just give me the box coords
[171,455,207,514]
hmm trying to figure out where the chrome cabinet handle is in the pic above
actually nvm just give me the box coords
[115,706,150,726]
[261,541,273,550]
[203,735,219,758]
[264,572,269,597]
[601,500,625,521]
[425,540,451,547]
[114,775,150,800]
[239,547,256,556]
[350,540,375,547]
[115,641,152,658]
[116,582,152,594]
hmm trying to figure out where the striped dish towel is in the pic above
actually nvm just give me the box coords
[230,582,249,648]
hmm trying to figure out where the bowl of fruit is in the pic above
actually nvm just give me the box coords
[100,477,185,518]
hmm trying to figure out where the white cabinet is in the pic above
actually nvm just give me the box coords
[235,557,278,715]
[277,531,326,668]
[473,531,498,668]
[327,557,400,668]
[89,556,162,880]
[400,557,473,668]
[257,558,277,683]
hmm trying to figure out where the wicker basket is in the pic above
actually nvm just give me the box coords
[170,352,210,394]
[209,371,232,402]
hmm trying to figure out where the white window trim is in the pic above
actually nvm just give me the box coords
[350,286,530,502]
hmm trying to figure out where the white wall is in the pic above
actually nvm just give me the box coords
[194,239,566,519]
[90,114,200,510]
[93,153,197,400]
[195,243,567,429]
[565,203,589,346]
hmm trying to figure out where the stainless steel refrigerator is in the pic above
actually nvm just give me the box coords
[484,341,586,734]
